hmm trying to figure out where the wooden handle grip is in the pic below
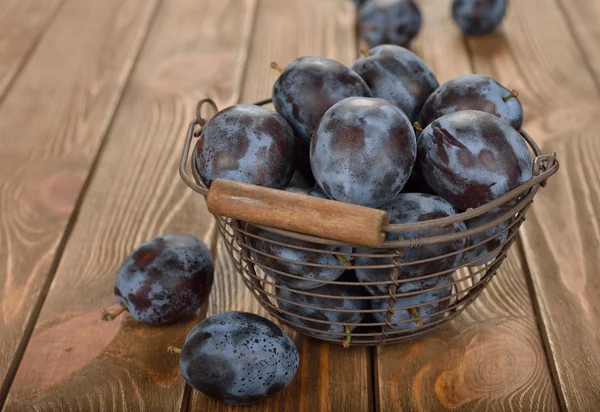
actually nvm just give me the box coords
[206,179,388,247]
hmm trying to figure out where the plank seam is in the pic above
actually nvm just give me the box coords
[0,0,67,106]
[516,237,567,412]
[0,1,162,407]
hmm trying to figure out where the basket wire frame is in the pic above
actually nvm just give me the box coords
[179,98,559,347]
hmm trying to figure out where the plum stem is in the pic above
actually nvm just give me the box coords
[343,326,352,348]
[271,62,284,73]
[334,253,352,268]
[409,308,422,326]
[101,306,127,321]
[413,122,423,133]
[359,48,370,58]
[503,89,519,102]
[167,346,182,355]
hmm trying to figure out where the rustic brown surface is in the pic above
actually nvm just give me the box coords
[3,0,257,410]
[188,0,373,411]
[373,1,560,411]
[520,131,600,411]
[2,0,600,410]
[0,0,158,404]
[0,0,64,98]
[207,179,388,247]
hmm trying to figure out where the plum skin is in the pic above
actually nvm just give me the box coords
[355,193,467,296]
[352,45,439,123]
[272,56,372,145]
[248,227,351,290]
[179,311,299,405]
[452,0,507,36]
[418,110,533,211]
[195,104,296,189]
[359,0,422,48]
[276,273,367,340]
[465,211,510,265]
[419,74,523,130]
[371,277,452,330]
[310,97,416,207]
[114,234,214,325]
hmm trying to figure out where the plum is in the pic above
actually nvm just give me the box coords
[112,234,214,325]
[465,211,510,265]
[272,56,372,145]
[452,0,507,36]
[419,74,523,130]
[174,311,299,405]
[359,0,422,48]
[284,186,328,199]
[276,272,368,341]
[248,227,351,290]
[352,45,439,123]
[355,193,467,296]
[418,110,532,211]
[195,104,296,188]
[310,97,416,207]
[371,277,452,330]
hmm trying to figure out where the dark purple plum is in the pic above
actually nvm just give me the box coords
[310,97,416,207]
[195,104,296,188]
[272,56,372,145]
[419,74,523,130]
[352,45,439,123]
[276,272,368,341]
[371,277,452,330]
[452,0,507,36]
[113,234,214,325]
[465,211,510,265]
[359,0,422,48]
[176,311,299,405]
[284,186,328,199]
[248,228,351,290]
[418,110,532,211]
[355,194,467,296]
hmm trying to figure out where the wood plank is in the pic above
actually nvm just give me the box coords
[0,0,64,99]
[0,0,158,404]
[373,1,560,410]
[467,0,600,145]
[469,0,600,410]
[189,0,373,410]
[520,132,600,411]
[2,0,257,410]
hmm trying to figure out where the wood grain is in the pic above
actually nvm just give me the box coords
[467,0,600,145]
[520,130,600,411]
[189,0,373,410]
[0,0,64,99]
[3,0,257,410]
[373,0,560,410]
[0,0,158,404]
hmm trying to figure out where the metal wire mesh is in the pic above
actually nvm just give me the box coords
[179,98,559,347]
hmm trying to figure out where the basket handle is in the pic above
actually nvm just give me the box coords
[206,179,388,248]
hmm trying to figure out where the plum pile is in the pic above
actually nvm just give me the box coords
[172,312,299,405]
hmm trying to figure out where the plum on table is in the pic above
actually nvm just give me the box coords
[359,0,422,48]
[355,193,467,296]
[272,56,372,145]
[310,97,416,207]
[110,234,213,325]
[171,311,299,405]
[418,110,532,211]
[419,74,523,130]
[195,104,296,188]
[352,45,439,123]
[452,0,507,36]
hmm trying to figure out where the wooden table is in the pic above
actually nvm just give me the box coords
[0,0,598,410]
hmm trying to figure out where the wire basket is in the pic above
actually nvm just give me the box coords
[179,98,559,347]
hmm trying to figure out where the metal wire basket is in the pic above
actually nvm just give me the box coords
[179,98,559,347]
